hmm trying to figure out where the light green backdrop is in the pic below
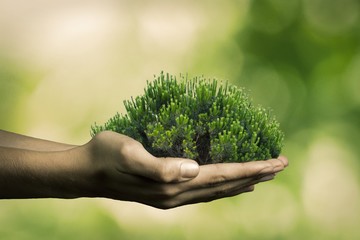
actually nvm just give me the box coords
[1,0,359,239]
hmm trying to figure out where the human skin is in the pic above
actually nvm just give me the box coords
[0,130,288,209]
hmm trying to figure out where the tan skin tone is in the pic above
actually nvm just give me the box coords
[0,130,288,209]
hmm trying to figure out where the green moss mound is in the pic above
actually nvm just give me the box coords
[91,72,284,164]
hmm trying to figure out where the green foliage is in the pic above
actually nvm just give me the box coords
[91,72,284,164]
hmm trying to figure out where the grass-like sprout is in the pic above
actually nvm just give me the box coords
[91,72,284,164]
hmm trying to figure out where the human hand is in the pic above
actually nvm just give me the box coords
[77,131,288,209]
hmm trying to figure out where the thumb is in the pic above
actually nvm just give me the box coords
[154,157,200,183]
[119,140,199,183]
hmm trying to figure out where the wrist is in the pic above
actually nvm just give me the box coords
[28,148,92,199]
[67,140,110,199]
[60,143,99,199]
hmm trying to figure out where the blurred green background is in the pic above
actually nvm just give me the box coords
[1,0,359,239]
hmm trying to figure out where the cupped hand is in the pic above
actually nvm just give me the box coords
[79,131,288,209]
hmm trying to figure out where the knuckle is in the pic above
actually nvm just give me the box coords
[155,185,179,198]
[157,171,173,183]
[209,186,230,199]
[118,141,144,170]
[120,140,142,157]
[207,174,227,187]
[156,160,177,183]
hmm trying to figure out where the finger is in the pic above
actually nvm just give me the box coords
[177,158,282,189]
[175,173,276,207]
[119,141,199,183]
[138,172,274,202]
[273,156,288,173]
[277,155,289,167]
[158,157,200,182]
[183,185,256,206]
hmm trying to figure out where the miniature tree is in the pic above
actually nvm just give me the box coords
[91,72,284,164]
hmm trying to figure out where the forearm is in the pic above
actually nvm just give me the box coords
[0,130,77,151]
[0,146,91,199]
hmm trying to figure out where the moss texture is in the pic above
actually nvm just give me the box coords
[91,72,284,164]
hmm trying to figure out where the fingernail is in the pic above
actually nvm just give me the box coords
[180,162,199,179]
[278,156,289,167]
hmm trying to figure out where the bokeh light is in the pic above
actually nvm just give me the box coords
[1,0,359,239]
